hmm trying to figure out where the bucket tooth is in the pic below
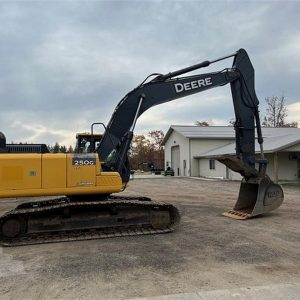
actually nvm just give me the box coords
[223,175,284,220]
[222,210,251,220]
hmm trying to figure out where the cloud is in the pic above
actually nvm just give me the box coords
[0,1,299,145]
[287,102,300,124]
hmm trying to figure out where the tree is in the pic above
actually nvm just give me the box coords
[49,143,74,153]
[148,130,165,150]
[283,121,299,128]
[67,145,74,153]
[262,96,288,127]
[194,120,211,126]
[52,142,60,153]
[262,96,298,128]
[148,130,165,169]
[59,145,67,153]
[129,134,151,170]
[129,130,165,170]
[228,119,235,126]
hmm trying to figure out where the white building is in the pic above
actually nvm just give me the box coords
[162,126,300,181]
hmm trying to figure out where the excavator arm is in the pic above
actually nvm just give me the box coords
[97,48,283,220]
[98,49,263,182]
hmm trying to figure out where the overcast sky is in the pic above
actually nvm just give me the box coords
[1,0,300,147]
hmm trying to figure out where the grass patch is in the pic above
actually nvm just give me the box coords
[279,180,300,188]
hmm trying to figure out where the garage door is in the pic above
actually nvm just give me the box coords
[171,145,180,176]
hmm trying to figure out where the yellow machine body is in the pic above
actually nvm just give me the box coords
[0,153,123,198]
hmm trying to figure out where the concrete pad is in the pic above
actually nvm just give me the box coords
[131,283,300,300]
[0,178,299,299]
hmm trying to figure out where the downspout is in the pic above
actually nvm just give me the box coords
[189,138,191,177]
[274,152,279,183]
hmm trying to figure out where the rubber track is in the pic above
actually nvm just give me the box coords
[0,196,180,246]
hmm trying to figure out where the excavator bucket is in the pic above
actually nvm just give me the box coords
[216,155,284,220]
[223,176,284,219]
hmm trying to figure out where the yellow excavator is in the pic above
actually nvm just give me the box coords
[0,49,284,246]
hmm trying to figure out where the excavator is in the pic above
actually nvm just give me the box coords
[0,49,284,246]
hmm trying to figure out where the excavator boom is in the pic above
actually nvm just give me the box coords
[98,49,260,180]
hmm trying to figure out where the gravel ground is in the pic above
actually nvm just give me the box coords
[0,177,299,299]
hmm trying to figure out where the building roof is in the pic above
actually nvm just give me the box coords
[162,125,300,145]
[195,132,300,158]
[161,125,300,155]
[162,126,235,145]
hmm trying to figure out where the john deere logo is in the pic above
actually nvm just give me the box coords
[174,77,212,93]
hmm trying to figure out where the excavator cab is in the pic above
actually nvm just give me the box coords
[75,132,103,153]
[75,122,104,153]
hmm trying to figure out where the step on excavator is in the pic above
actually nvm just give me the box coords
[0,49,284,246]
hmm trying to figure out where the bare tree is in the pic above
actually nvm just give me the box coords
[262,96,298,127]
[262,96,288,127]
[194,120,211,126]
[228,119,235,126]
[148,130,165,169]
[283,121,299,128]
[148,130,164,150]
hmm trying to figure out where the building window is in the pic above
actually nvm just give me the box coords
[209,159,215,170]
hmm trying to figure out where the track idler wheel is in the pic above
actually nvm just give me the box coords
[150,205,180,229]
[1,217,27,238]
